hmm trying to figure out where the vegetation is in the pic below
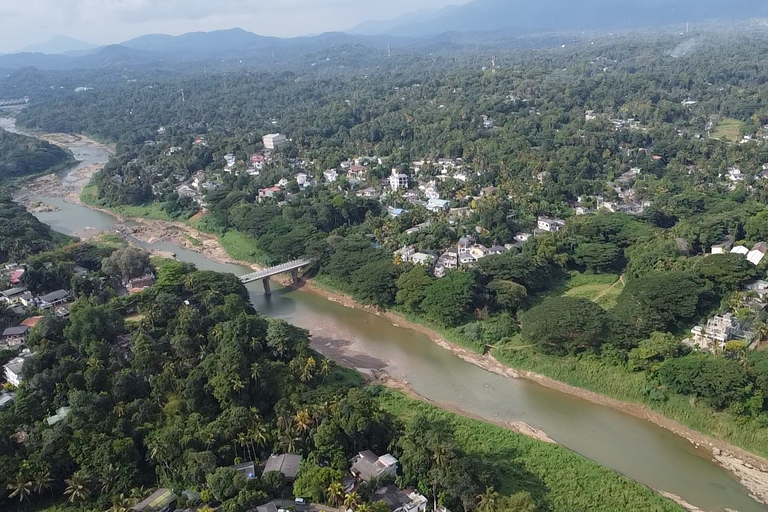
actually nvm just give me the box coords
[0,129,73,182]
[0,194,73,264]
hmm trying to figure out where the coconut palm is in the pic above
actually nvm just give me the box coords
[343,492,361,511]
[476,486,499,512]
[7,476,32,502]
[357,504,371,512]
[327,482,344,507]
[32,471,53,497]
[64,471,91,503]
[319,359,333,380]
[294,408,312,433]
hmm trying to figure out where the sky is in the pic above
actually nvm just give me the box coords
[0,0,468,53]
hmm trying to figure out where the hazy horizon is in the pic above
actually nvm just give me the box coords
[0,0,470,53]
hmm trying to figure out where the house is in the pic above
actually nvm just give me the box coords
[390,170,409,191]
[747,242,768,266]
[374,485,428,512]
[357,187,379,199]
[411,253,436,266]
[0,391,15,408]
[233,461,257,480]
[426,198,451,212]
[537,217,565,233]
[488,245,507,256]
[324,169,339,183]
[224,154,236,167]
[257,502,279,512]
[259,187,282,200]
[128,275,155,294]
[20,316,43,329]
[574,205,591,216]
[263,454,302,481]
[38,290,69,309]
[388,208,407,218]
[296,173,308,186]
[746,280,768,300]
[469,244,491,261]
[131,488,177,512]
[687,313,753,352]
[459,253,476,266]
[3,353,33,387]
[711,240,734,254]
[457,236,476,255]
[350,451,399,483]
[731,246,750,256]
[263,133,288,150]
[1,326,30,345]
[348,165,367,181]
[394,246,417,263]
[45,406,71,426]
[1,287,28,304]
[514,233,532,243]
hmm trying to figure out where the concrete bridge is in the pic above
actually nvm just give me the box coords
[0,97,30,107]
[239,258,311,295]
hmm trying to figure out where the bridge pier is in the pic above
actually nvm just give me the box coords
[291,269,299,285]
[262,277,271,296]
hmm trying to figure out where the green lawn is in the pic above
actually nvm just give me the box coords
[378,389,683,512]
[564,274,624,309]
[712,118,744,142]
[219,230,271,266]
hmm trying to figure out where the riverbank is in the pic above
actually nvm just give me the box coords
[294,278,768,506]
[10,122,768,510]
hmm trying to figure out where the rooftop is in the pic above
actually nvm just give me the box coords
[263,453,302,480]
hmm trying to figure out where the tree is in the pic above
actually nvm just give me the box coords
[102,246,151,283]
[628,332,688,372]
[327,482,344,507]
[694,253,758,297]
[395,265,434,313]
[612,272,707,342]
[574,242,620,273]
[7,476,33,502]
[343,492,361,511]
[420,271,477,326]
[521,296,609,354]
[293,463,343,503]
[207,467,246,502]
[352,261,397,308]
[64,471,92,503]
[487,280,527,311]
[658,355,748,410]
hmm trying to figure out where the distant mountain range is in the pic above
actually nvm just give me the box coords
[350,0,768,36]
[17,36,97,55]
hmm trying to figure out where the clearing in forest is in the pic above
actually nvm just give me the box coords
[712,118,743,142]
[563,273,624,309]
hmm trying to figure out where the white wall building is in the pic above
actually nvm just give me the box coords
[263,133,287,150]
[390,170,409,191]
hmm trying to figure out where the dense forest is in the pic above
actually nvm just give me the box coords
[0,130,73,181]
[0,194,72,264]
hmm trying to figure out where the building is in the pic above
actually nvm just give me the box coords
[45,406,71,426]
[426,198,451,212]
[0,391,15,408]
[687,313,753,352]
[411,253,436,266]
[233,461,257,480]
[357,187,379,199]
[469,244,491,261]
[257,503,279,512]
[537,217,566,233]
[263,133,288,150]
[259,187,282,200]
[350,451,399,483]
[128,275,155,294]
[747,242,768,266]
[323,169,339,183]
[20,316,43,329]
[3,353,33,387]
[390,170,409,191]
[457,236,476,255]
[38,290,69,309]
[1,326,30,346]
[731,246,749,256]
[348,165,367,182]
[131,489,177,512]
[374,485,428,512]
[394,246,417,263]
[1,286,28,304]
[264,454,302,481]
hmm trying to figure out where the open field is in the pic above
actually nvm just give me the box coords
[712,118,743,142]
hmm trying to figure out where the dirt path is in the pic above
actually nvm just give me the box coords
[593,273,625,302]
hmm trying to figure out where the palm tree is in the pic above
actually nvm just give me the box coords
[32,471,53,497]
[7,476,32,502]
[357,504,371,512]
[113,401,126,418]
[476,486,499,512]
[319,359,333,380]
[64,471,91,503]
[278,431,300,454]
[327,482,344,507]
[294,408,312,433]
[343,492,361,511]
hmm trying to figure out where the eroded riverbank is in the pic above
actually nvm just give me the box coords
[9,117,768,511]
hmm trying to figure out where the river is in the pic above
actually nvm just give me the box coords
[5,115,767,512]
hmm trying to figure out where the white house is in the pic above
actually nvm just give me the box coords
[323,169,339,183]
[263,133,287,150]
[537,217,565,232]
[747,242,768,266]
[426,198,451,212]
[350,451,399,482]
[390,170,409,191]
[3,353,33,387]
[411,253,436,266]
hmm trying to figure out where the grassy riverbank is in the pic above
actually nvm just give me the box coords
[378,388,683,512]
[494,336,768,460]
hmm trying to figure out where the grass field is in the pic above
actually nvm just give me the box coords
[712,118,744,142]
[564,273,624,309]
[378,389,683,512]
[219,230,271,266]
[80,187,175,221]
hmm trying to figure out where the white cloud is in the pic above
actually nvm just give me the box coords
[0,0,467,53]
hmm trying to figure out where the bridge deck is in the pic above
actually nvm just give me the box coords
[239,258,311,283]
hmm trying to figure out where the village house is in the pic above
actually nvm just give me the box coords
[1,326,30,348]
[469,244,491,261]
[20,316,43,329]
[411,253,436,266]
[233,461,257,480]
[347,165,367,182]
[323,169,339,183]
[350,451,399,483]
[38,290,69,310]
[357,187,379,199]
[259,187,282,201]
[687,313,753,352]
[537,216,566,233]
[131,488,177,512]
[3,352,33,387]
[426,198,451,212]
[264,453,302,482]
[0,286,28,305]
[394,246,417,263]
[128,275,155,294]
[747,242,768,266]
[374,485,428,512]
